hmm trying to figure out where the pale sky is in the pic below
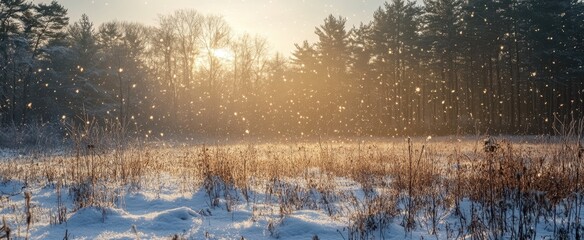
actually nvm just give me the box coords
[32,0,423,55]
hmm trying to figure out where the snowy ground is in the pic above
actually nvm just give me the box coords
[1,176,354,239]
[0,136,582,239]
[0,177,568,240]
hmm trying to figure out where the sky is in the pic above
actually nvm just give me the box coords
[31,0,422,55]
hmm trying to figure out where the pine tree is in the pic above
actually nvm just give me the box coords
[291,40,320,133]
[69,14,97,70]
[371,0,421,133]
[349,23,375,134]
[422,0,463,130]
[313,15,351,134]
[315,15,350,85]
[291,41,318,77]
[0,0,30,124]
[18,1,68,124]
[22,0,69,57]
[0,0,30,43]
[523,0,583,124]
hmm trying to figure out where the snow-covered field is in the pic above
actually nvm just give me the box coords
[1,136,583,239]
[0,176,347,239]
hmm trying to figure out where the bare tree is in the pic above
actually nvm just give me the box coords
[154,15,178,123]
[168,10,204,126]
[200,15,231,89]
[199,15,231,134]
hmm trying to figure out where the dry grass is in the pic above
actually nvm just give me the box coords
[0,120,583,239]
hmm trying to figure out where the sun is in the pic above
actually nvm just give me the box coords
[212,48,234,61]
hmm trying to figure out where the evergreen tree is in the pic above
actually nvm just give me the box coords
[18,1,68,124]
[523,0,583,124]
[42,14,102,121]
[291,41,320,134]
[69,14,97,70]
[422,0,463,130]
[314,14,351,133]
[22,0,68,57]
[0,0,30,43]
[371,0,421,132]
[315,15,350,85]
[291,40,319,79]
[349,23,375,134]
[0,0,30,124]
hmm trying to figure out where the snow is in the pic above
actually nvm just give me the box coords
[0,176,347,239]
[0,173,371,239]
[2,177,575,239]
[1,137,582,239]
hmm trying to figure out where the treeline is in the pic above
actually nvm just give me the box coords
[0,0,583,138]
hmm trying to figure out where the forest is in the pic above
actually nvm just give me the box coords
[1,0,583,138]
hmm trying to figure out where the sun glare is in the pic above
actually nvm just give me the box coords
[212,48,234,61]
